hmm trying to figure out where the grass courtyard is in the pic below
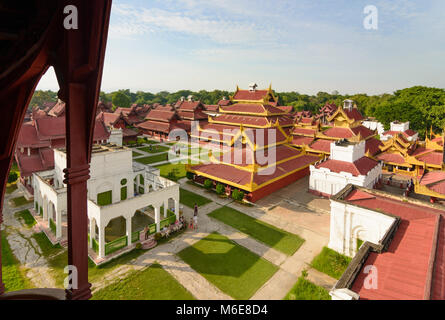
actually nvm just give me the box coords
[178,232,278,300]
[135,153,169,165]
[180,188,212,208]
[208,206,305,256]
[284,272,331,300]
[138,145,170,154]
[6,183,18,194]
[92,263,195,300]
[10,196,32,207]
[15,209,36,228]
[155,163,187,182]
[1,232,31,292]
[311,247,352,280]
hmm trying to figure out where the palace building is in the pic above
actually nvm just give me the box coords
[375,133,445,176]
[290,100,383,158]
[186,84,320,202]
[96,111,139,144]
[137,107,182,139]
[174,96,208,133]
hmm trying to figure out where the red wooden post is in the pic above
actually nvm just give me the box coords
[54,0,112,300]
[63,84,92,300]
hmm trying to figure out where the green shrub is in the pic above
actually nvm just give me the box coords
[216,184,225,195]
[186,172,194,180]
[204,179,213,190]
[50,219,56,234]
[137,138,145,145]
[135,243,142,250]
[8,171,18,184]
[232,189,245,202]
[154,233,162,241]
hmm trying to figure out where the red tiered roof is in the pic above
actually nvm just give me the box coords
[216,145,301,167]
[143,109,178,122]
[383,129,418,138]
[292,136,315,146]
[233,89,269,101]
[15,118,110,177]
[191,154,319,188]
[315,157,379,177]
[48,101,66,117]
[292,128,317,135]
[343,107,364,122]
[309,139,332,153]
[220,103,285,115]
[323,125,374,139]
[365,138,384,156]
[417,152,443,166]
[376,153,406,164]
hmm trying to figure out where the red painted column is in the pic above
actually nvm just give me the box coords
[63,83,92,300]
[0,158,8,295]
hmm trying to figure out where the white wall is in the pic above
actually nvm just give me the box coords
[328,199,396,257]
[330,141,365,163]
[362,120,384,135]
[309,162,382,196]
[390,121,410,132]
[108,129,123,147]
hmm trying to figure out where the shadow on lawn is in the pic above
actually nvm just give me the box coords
[177,232,271,278]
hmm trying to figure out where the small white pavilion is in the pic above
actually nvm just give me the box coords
[33,144,180,259]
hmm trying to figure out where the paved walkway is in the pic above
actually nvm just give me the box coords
[2,188,57,289]
[90,177,335,300]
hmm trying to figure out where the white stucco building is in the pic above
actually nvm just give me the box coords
[328,185,444,301]
[381,121,418,142]
[309,140,382,197]
[362,118,385,135]
[33,144,180,259]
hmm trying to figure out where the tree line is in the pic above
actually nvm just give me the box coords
[30,86,445,138]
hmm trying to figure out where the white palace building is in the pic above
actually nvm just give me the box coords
[32,144,180,259]
[309,139,383,197]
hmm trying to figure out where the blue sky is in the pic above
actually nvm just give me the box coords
[37,0,445,95]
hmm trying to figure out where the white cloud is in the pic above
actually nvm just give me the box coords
[109,3,282,45]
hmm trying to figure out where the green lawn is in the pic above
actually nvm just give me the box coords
[15,209,36,228]
[208,206,305,256]
[180,188,212,208]
[284,273,331,300]
[92,263,195,300]
[138,145,170,154]
[144,139,159,144]
[311,247,352,280]
[47,247,147,288]
[6,183,18,194]
[11,196,32,207]
[135,153,169,165]
[155,163,187,182]
[32,232,63,257]
[1,232,31,292]
[132,151,143,157]
[178,232,278,300]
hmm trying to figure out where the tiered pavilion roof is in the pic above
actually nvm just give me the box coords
[290,100,383,157]
[187,84,320,202]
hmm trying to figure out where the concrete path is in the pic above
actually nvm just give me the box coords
[2,188,57,289]
[90,178,332,300]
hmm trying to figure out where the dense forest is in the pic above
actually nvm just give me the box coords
[30,86,445,138]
